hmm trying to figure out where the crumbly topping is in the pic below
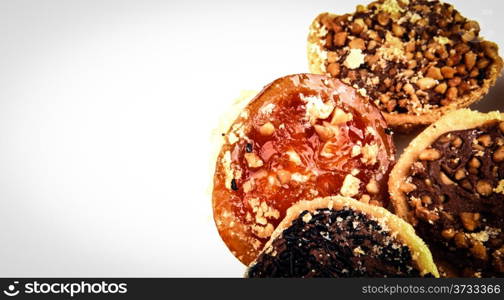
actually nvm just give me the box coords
[260,103,276,115]
[494,179,504,194]
[377,0,406,15]
[344,49,365,69]
[361,143,379,165]
[351,144,362,157]
[286,150,302,165]
[340,174,361,197]
[313,0,499,115]
[301,93,335,124]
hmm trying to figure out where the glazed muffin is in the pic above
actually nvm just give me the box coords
[213,74,395,265]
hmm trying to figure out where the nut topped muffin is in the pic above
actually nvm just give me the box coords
[389,109,504,277]
[308,0,503,131]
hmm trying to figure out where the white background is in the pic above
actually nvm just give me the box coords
[0,0,503,277]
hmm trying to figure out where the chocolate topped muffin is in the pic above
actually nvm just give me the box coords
[390,109,504,277]
[246,196,439,277]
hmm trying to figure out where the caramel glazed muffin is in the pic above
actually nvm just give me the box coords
[389,110,504,277]
[246,197,439,277]
[308,0,503,131]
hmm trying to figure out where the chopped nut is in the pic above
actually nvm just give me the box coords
[455,169,467,180]
[403,83,415,94]
[365,179,379,194]
[243,180,254,193]
[469,157,481,168]
[446,87,458,100]
[460,212,480,231]
[451,136,463,148]
[493,146,504,162]
[415,206,439,222]
[350,18,365,35]
[259,122,275,136]
[441,228,456,239]
[470,241,488,261]
[434,83,448,94]
[477,58,490,69]
[464,51,477,70]
[361,143,378,165]
[365,54,380,65]
[441,66,456,79]
[477,134,492,147]
[469,68,479,78]
[244,153,264,168]
[367,40,377,51]
[476,180,493,196]
[340,174,361,197]
[461,30,475,42]
[419,148,441,160]
[334,32,347,47]
[327,63,340,77]
[377,12,390,26]
[286,150,302,165]
[448,77,462,87]
[454,232,469,248]
[461,180,473,190]
[407,60,417,69]
[455,65,467,76]
[416,77,437,90]
[440,171,454,185]
[344,49,365,69]
[426,66,443,80]
[468,167,479,175]
[302,212,312,223]
[421,195,432,205]
[349,38,365,50]
[400,182,417,193]
[464,20,480,32]
[500,122,504,134]
[331,108,353,125]
[327,51,338,63]
[493,246,504,273]
[391,23,405,37]
[455,43,471,55]
[314,124,334,141]
[483,41,500,60]
[276,170,291,185]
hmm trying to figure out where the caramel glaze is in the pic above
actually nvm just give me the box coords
[213,74,395,265]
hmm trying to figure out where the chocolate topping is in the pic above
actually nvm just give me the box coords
[246,208,424,277]
[405,121,504,277]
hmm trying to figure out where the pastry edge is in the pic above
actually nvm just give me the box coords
[247,196,440,277]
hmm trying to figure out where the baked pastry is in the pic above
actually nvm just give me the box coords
[307,0,503,132]
[246,196,439,277]
[389,109,504,277]
[213,74,395,265]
